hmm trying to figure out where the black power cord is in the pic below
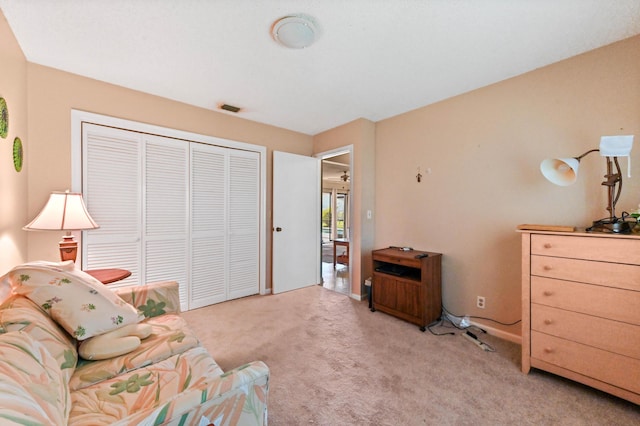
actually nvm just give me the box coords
[426,317,456,336]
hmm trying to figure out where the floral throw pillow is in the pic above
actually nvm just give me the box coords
[1,262,143,340]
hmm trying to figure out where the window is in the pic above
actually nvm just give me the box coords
[321,189,349,241]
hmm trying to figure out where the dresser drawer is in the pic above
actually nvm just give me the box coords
[531,234,640,264]
[372,253,420,269]
[531,331,640,394]
[531,255,640,291]
[531,304,640,359]
[531,276,640,326]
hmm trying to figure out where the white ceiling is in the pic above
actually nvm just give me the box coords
[1,1,639,136]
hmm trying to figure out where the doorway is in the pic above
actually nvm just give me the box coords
[319,148,352,296]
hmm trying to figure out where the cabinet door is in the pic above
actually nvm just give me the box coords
[373,274,397,309]
[396,279,421,319]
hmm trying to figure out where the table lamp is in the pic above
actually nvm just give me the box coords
[540,135,634,233]
[24,191,99,262]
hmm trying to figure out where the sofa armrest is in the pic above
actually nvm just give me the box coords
[112,281,181,318]
[119,360,270,426]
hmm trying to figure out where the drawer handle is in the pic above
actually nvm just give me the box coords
[543,243,552,249]
[543,290,553,296]
[543,265,552,271]
[543,319,553,325]
[543,347,554,354]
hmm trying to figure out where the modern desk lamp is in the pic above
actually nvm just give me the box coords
[540,135,634,233]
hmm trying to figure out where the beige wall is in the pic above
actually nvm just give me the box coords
[314,118,376,297]
[375,35,640,338]
[24,65,313,289]
[0,12,28,273]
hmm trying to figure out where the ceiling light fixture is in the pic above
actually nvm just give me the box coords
[271,14,319,49]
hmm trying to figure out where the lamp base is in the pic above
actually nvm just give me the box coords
[59,235,78,263]
[587,217,635,234]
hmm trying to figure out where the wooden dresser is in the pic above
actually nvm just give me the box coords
[520,230,640,404]
[371,248,442,331]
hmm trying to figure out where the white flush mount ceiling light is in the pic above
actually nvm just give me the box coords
[271,14,319,49]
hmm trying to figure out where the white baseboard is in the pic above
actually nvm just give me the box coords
[469,319,521,345]
[350,293,363,301]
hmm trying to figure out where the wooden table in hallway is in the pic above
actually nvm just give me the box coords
[333,239,349,268]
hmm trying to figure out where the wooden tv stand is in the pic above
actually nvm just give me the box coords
[371,248,442,331]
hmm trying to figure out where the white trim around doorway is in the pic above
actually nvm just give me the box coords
[316,145,354,298]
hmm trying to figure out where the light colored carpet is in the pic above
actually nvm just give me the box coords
[181,285,640,425]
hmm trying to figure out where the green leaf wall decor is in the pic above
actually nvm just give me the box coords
[13,137,23,172]
[0,97,8,138]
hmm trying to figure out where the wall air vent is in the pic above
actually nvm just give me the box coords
[220,104,241,113]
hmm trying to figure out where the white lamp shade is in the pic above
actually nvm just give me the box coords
[599,135,633,157]
[601,135,634,178]
[540,157,580,186]
[24,191,99,231]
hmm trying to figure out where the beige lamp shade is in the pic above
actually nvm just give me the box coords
[24,191,99,231]
[540,157,580,186]
[24,191,99,263]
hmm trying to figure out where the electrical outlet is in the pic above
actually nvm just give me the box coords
[477,296,486,309]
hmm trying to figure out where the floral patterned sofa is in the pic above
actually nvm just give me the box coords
[0,261,269,425]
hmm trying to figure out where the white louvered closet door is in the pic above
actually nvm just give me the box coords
[190,145,260,308]
[83,124,142,284]
[228,150,260,299]
[190,143,227,309]
[82,122,260,311]
[144,135,190,310]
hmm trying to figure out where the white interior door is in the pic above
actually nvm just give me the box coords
[272,151,321,294]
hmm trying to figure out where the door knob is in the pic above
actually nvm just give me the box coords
[275,227,282,232]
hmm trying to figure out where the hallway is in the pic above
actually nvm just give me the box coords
[321,242,350,296]
[321,261,350,295]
